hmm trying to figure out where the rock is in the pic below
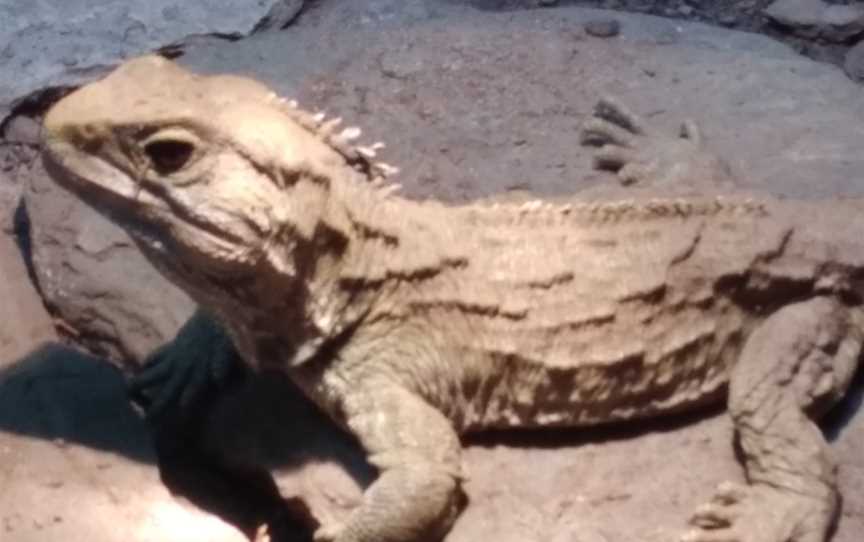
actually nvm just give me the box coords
[0,168,21,235]
[0,0,305,121]
[175,3,862,199]
[0,344,246,542]
[18,1,826,369]
[1,115,41,234]
[24,157,195,367]
[585,19,621,38]
[764,0,864,42]
[718,13,739,26]
[0,233,55,367]
[844,39,864,82]
[254,0,307,32]
[2,114,40,145]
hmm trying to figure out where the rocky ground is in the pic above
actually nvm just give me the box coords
[1,1,864,541]
[480,0,864,69]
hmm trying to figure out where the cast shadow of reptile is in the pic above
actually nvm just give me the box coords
[0,342,359,541]
[1,341,861,542]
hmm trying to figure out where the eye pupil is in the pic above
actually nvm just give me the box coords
[145,139,194,173]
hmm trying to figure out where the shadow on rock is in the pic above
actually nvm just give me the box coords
[154,369,375,540]
[0,342,371,541]
[0,342,154,462]
[824,364,864,441]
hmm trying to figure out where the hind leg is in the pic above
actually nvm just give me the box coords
[684,297,861,542]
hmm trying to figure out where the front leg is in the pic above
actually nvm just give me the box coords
[317,378,465,542]
[685,297,862,542]
[128,308,245,423]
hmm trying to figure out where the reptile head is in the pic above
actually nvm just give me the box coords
[42,55,395,282]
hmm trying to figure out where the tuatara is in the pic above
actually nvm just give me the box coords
[41,55,864,542]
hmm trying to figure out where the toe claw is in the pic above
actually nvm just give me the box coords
[689,503,734,529]
[592,145,634,171]
[580,118,636,148]
[712,482,747,504]
[594,97,646,135]
[618,162,656,186]
[680,119,703,145]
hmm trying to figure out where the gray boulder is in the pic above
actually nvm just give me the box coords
[0,0,305,120]
[25,157,195,367]
[764,0,864,41]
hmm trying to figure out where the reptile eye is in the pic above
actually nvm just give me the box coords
[145,139,195,174]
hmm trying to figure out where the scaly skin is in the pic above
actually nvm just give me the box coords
[41,56,864,542]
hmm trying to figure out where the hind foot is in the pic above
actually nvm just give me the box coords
[580,97,737,190]
[682,481,836,542]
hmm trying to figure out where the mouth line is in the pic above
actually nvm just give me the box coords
[43,139,142,203]
[43,139,265,278]
[138,177,250,248]
[44,140,240,242]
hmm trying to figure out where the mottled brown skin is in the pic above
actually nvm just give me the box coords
[41,56,864,542]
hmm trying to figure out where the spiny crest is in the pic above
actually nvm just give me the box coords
[479,196,768,225]
[265,92,402,197]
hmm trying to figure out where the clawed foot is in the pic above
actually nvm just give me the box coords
[127,311,244,423]
[580,97,736,190]
[128,342,213,421]
[682,481,836,542]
